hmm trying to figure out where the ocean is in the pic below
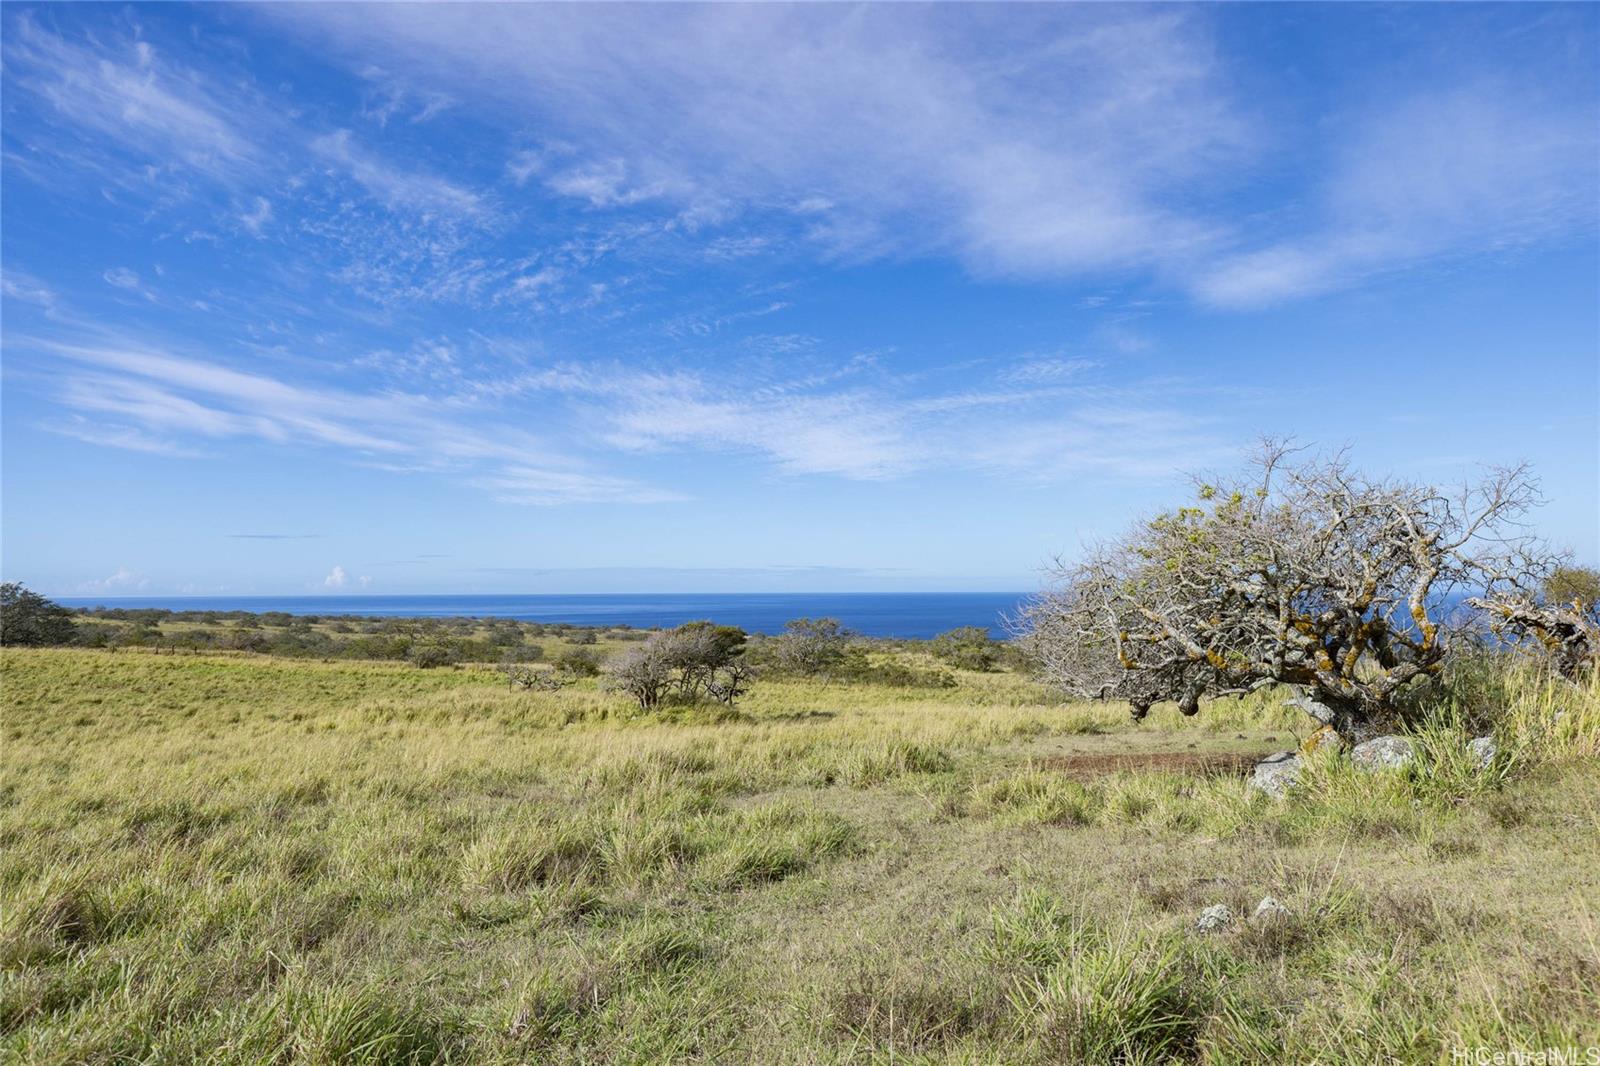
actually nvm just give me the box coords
[56,592,1032,639]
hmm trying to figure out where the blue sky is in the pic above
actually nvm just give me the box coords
[2,3,1596,597]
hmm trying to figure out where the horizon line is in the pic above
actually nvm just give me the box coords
[52,589,1035,600]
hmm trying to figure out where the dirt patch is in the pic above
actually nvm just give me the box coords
[1029,751,1259,779]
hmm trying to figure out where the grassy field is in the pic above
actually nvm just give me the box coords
[2,646,1597,1063]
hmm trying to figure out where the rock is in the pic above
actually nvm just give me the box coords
[1284,694,1338,725]
[1469,736,1497,769]
[1351,735,1414,771]
[1252,896,1290,923]
[1250,751,1302,797]
[1300,724,1345,755]
[1195,904,1233,934]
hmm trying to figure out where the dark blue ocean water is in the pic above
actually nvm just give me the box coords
[56,592,1031,639]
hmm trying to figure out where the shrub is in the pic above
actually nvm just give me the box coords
[930,626,1002,671]
[602,642,675,709]
[554,648,600,676]
[773,617,851,676]
[408,644,456,669]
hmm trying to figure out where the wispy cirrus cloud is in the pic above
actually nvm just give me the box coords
[310,129,485,220]
[19,318,1251,499]
[2,271,64,317]
[493,356,1245,484]
[3,11,262,192]
[227,533,320,540]
[239,197,274,237]
[24,336,673,506]
[267,5,1242,282]
[357,65,455,128]
[4,14,504,309]
[41,415,207,458]
[470,466,688,506]
[1193,84,1600,307]
[263,4,1598,306]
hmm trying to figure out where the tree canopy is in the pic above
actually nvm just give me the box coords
[0,584,76,647]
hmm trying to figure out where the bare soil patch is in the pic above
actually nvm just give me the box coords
[1029,751,1259,779]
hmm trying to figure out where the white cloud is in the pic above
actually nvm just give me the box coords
[471,466,689,506]
[265,5,1598,306]
[323,564,347,589]
[357,66,455,127]
[31,336,677,506]
[266,6,1246,279]
[512,358,1244,484]
[5,13,260,186]
[102,268,143,291]
[41,416,206,458]
[239,197,274,236]
[20,316,1255,510]
[2,271,61,313]
[1192,84,1599,307]
[1002,357,1101,385]
[544,159,666,208]
[311,129,484,219]
[506,267,562,300]
[78,567,150,593]
[704,235,771,261]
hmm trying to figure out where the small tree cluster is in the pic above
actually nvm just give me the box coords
[0,584,76,646]
[500,662,574,692]
[772,617,852,676]
[1019,443,1546,735]
[602,621,752,709]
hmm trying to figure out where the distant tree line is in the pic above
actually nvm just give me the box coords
[599,616,979,710]
[0,588,637,666]
[0,588,1007,691]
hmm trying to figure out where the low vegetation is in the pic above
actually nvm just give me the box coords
[4,449,1596,1062]
[7,601,644,665]
[2,637,1595,1062]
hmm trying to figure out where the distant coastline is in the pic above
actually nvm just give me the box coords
[54,592,1030,639]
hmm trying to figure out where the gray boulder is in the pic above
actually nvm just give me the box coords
[1250,751,1302,797]
[1351,735,1414,771]
[1469,735,1497,769]
[1195,904,1233,934]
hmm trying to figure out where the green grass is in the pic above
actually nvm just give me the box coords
[2,647,1597,1063]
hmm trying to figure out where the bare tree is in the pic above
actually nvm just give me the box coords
[773,617,851,676]
[1018,442,1544,736]
[500,662,573,692]
[603,640,675,709]
[655,621,748,700]
[1468,564,1599,681]
[602,621,753,709]
[705,661,755,705]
